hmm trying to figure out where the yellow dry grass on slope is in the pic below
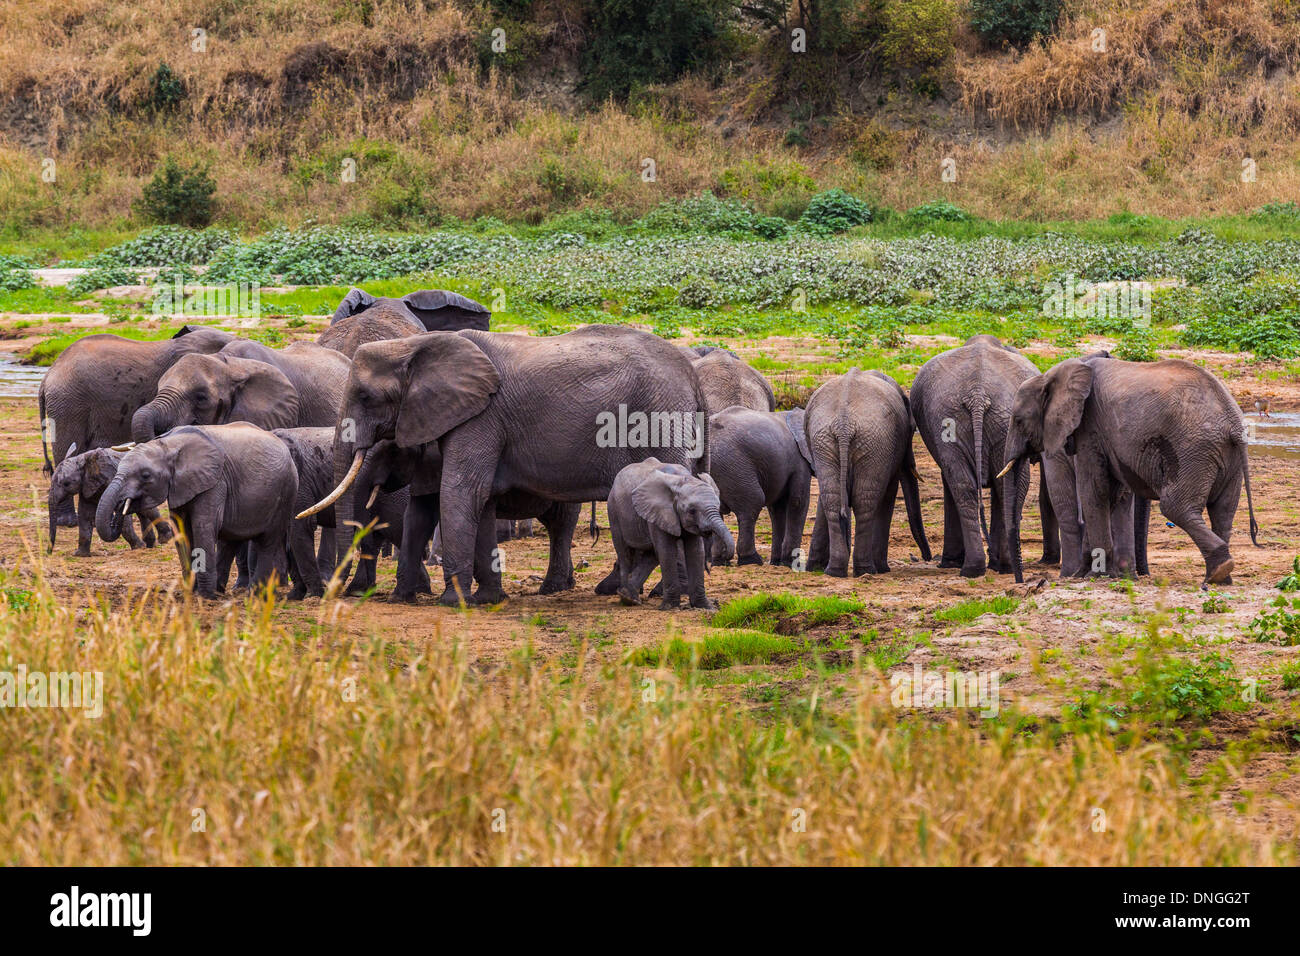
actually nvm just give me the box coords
[0,550,1286,866]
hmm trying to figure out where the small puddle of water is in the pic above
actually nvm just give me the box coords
[1248,410,1300,461]
[0,358,45,398]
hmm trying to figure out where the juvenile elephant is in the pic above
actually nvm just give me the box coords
[1002,356,1260,585]
[299,325,710,607]
[273,427,416,599]
[708,405,812,566]
[39,325,234,500]
[683,346,775,414]
[804,369,931,576]
[96,423,297,598]
[910,335,1054,577]
[319,288,490,358]
[131,345,344,442]
[47,447,170,555]
[607,458,734,610]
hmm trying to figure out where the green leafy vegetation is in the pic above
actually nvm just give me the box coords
[935,596,1021,624]
[710,592,865,632]
[136,158,217,228]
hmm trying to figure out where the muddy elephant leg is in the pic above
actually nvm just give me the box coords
[807,501,830,572]
[937,478,965,569]
[470,500,506,605]
[649,527,683,609]
[1134,496,1151,576]
[393,494,437,603]
[735,507,762,566]
[75,498,96,556]
[1038,468,1060,565]
[538,503,579,595]
[1110,489,1137,578]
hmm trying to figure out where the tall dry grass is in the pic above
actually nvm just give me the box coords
[0,551,1284,865]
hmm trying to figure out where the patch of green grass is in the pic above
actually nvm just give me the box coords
[628,630,799,669]
[709,592,865,632]
[934,596,1021,625]
[0,286,104,314]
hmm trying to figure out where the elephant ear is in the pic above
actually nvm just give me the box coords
[167,430,224,508]
[402,290,490,332]
[81,450,114,497]
[224,356,300,430]
[632,471,685,537]
[332,288,377,325]
[395,334,500,448]
[1044,360,1094,455]
[696,471,720,501]
[782,409,813,470]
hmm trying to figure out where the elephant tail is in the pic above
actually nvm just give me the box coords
[1241,441,1260,546]
[836,423,852,548]
[901,447,932,562]
[588,500,599,544]
[39,387,53,477]
[967,396,991,551]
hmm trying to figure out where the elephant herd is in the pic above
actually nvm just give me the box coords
[38,296,1261,609]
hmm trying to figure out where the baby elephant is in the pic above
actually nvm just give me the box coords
[48,447,171,555]
[606,458,734,610]
[95,423,298,598]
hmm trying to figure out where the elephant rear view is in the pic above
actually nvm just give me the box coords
[909,334,1052,578]
[318,288,490,358]
[804,369,930,576]
[684,346,775,414]
[96,423,298,598]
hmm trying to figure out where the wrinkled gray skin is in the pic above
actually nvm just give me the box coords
[48,447,170,555]
[313,325,710,607]
[348,439,580,603]
[683,346,775,415]
[1041,448,1152,578]
[909,335,1053,578]
[804,369,932,576]
[707,405,812,566]
[318,288,490,358]
[273,427,415,599]
[38,326,234,528]
[96,424,297,597]
[1004,356,1260,586]
[131,342,349,442]
[606,458,734,610]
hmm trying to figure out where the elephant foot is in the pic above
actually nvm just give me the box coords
[658,596,682,611]
[1037,552,1061,566]
[389,590,421,605]
[824,566,848,578]
[959,562,986,579]
[287,587,307,601]
[989,560,1013,574]
[938,555,965,569]
[471,587,506,606]
[538,576,575,595]
[736,553,763,567]
[648,579,664,598]
[689,596,718,611]
[617,587,641,606]
[855,564,887,576]
[74,547,92,558]
[438,586,469,608]
[1206,556,1235,586]
[594,573,621,596]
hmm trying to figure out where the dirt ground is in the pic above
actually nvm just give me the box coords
[3,320,1299,849]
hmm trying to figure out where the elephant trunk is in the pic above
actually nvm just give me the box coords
[1004,459,1024,584]
[96,477,127,543]
[705,511,734,568]
[132,390,179,444]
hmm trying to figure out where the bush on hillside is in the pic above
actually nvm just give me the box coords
[136,158,217,228]
[799,189,872,234]
[968,0,1061,49]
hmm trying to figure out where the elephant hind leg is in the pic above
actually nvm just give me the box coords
[1160,497,1232,585]
[937,479,966,570]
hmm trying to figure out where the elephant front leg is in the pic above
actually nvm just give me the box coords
[188,515,222,599]
[682,533,715,610]
[1038,468,1061,565]
[251,533,289,596]
[1109,489,1137,578]
[392,495,437,603]
[1042,454,1085,577]
[734,508,762,566]
[650,527,684,609]
[76,498,96,556]
[1076,469,1117,578]
[288,520,323,599]
[537,503,578,595]
[437,480,493,608]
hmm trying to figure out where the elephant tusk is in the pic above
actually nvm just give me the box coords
[111,442,136,452]
[121,497,132,515]
[995,460,1015,480]
[297,450,363,519]
[366,484,380,509]
[64,442,77,461]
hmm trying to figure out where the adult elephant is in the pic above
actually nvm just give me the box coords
[131,343,346,442]
[38,325,234,478]
[1001,356,1259,585]
[318,288,490,358]
[301,325,710,606]
[683,346,775,414]
[909,335,1054,578]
